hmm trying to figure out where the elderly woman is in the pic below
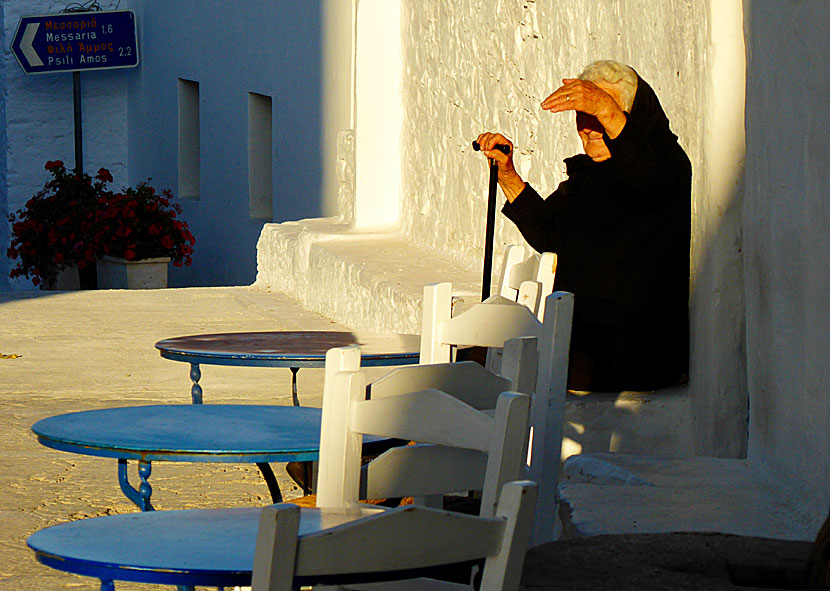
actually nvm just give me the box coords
[477,60,691,391]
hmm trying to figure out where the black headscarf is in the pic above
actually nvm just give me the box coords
[628,71,677,141]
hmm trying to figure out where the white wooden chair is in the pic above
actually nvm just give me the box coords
[252,348,535,591]
[420,281,573,546]
[315,348,531,518]
[495,245,557,320]
[299,291,551,509]
[251,480,538,591]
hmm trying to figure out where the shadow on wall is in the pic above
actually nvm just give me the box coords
[0,3,8,291]
[126,1,326,289]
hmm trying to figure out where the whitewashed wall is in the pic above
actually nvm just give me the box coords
[399,0,748,456]
[1,0,128,290]
[401,1,704,267]
[743,2,830,520]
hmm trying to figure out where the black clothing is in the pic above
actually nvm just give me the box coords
[502,75,691,391]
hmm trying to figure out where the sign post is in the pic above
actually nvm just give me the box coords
[10,10,139,173]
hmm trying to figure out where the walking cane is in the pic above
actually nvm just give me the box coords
[472,141,511,301]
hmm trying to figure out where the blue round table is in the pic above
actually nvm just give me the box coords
[32,404,325,510]
[28,505,383,590]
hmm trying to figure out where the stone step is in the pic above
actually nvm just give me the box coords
[254,217,483,333]
[558,452,819,541]
[562,384,694,459]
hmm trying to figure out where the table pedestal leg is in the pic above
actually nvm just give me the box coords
[99,580,114,591]
[290,367,300,406]
[257,462,283,503]
[118,459,154,511]
[189,363,203,404]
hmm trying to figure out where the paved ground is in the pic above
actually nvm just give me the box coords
[3,286,816,591]
[0,286,394,591]
[523,532,814,590]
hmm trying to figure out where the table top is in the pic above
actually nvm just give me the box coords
[155,330,421,368]
[32,405,325,463]
[28,505,382,587]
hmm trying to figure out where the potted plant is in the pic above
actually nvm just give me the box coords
[94,181,196,289]
[7,160,111,288]
[7,160,196,290]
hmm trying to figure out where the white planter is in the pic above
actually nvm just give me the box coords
[43,266,81,290]
[97,256,170,289]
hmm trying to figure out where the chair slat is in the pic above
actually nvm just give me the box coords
[361,445,487,500]
[368,361,512,410]
[293,505,506,576]
[350,390,494,452]
[440,303,542,349]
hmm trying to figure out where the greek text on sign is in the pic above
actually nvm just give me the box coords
[10,10,139,74]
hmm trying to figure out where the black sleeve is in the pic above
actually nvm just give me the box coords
[501,183,558,254]
[604,121,691,205]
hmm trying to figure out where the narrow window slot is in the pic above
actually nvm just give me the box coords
[178,78,200,200]
[248,92,273,220]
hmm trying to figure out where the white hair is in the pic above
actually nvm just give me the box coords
[578,60,638,112]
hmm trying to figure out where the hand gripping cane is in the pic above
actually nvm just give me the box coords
[472,141,511,301]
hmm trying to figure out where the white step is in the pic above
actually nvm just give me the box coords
[558,452,819,541]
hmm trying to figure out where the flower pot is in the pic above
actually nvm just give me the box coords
[42,263,98,290]
[96,256,170,289]
[43,266,81,290]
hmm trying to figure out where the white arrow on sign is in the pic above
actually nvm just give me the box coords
[21,22,43,67]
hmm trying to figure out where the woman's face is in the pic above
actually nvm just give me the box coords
[577,82,625,162]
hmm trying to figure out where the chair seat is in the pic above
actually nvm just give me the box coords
[27,505,383,588]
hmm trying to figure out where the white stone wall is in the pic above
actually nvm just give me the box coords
[399,0,749,456]
[2,0,129,290]
[400,0,705,266]
[743,1,830,519]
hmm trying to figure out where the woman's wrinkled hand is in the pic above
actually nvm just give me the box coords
[475,132,514,165]
[475,132,526,202]
[540,78,627,138]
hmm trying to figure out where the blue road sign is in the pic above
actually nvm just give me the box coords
[10,10,139,74]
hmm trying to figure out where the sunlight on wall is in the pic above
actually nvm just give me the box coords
[354,0,402,229]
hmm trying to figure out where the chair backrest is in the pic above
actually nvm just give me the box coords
[420,281,544,366]
[495,245,557,320]
[252,480,538,591]
[315,356,531,521]
[420,279,574,545]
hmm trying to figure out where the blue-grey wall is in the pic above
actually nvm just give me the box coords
[2,0,129,290]
[127,0,325,287]
[0,4,8,291]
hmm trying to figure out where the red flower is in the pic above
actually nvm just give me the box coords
[96,168,113,183]
[9,162,197,287]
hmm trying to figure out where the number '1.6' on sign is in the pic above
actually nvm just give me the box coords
[10,10,139,75]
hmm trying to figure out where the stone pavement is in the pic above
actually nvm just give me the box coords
[2,286,816,591]
[522,532,813,590]
[0,286,394,591]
